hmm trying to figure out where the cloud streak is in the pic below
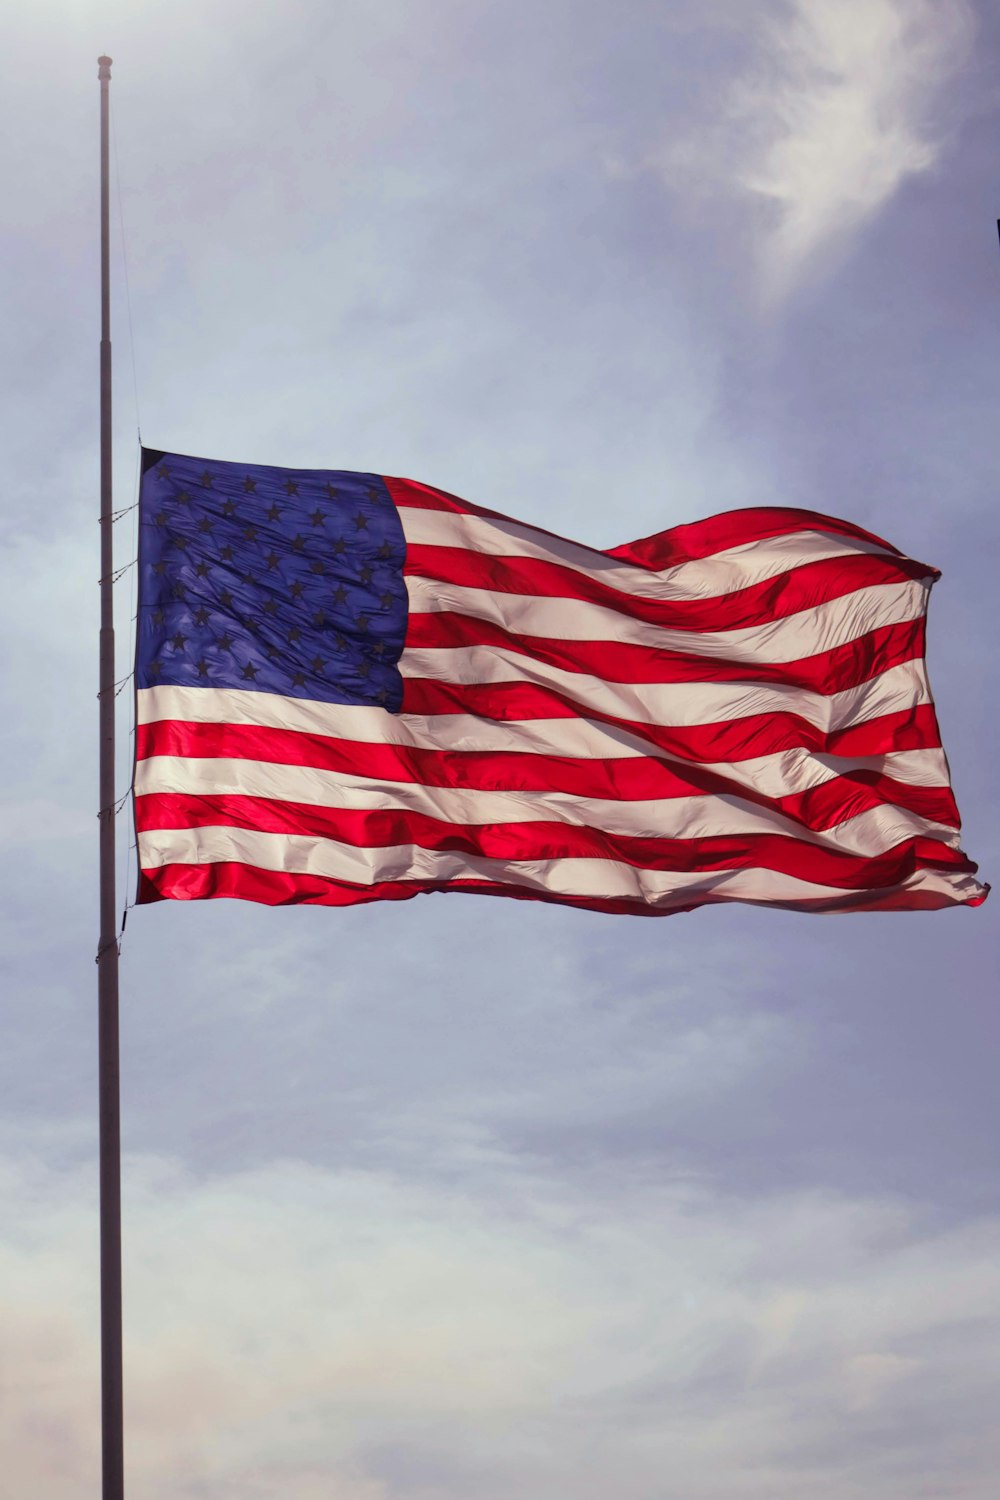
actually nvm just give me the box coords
[3,1141,1000,1498]
[656,0,975,301]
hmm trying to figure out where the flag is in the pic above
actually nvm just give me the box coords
[133,449,987,915]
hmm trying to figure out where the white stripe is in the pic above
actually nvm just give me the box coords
[713,748,950,798]
[404,574,928,663]
[140,685,411,733]
[399,508,895,601]
[136,688,949,793]
[137,825,983,909]
[398,651,932,732]
[807,749,949,789]
[136,755,959,852]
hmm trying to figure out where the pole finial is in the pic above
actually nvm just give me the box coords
[98,55,112,80]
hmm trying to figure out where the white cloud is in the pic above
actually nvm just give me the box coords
[656,0,975,300]
[3,1141,999,1498]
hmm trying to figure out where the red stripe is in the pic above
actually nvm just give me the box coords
[404,613,927,693]
[400,680,944,762]
[135,792,971,889]
[137,719,959,831]
[138,861,985,914]
[385,476,521,525]
[139,860,713,913]
[385,476,914,568]
[607,511,912,570]
[786,772,958,831]
[404,545,932,633]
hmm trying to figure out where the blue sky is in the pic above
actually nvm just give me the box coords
[1,1,998,1495]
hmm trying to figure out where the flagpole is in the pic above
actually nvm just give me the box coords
[97,53,125,1500]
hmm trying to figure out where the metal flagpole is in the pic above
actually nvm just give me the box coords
[97,53,125,1500]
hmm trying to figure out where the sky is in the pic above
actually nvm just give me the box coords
[1,0,998,1495]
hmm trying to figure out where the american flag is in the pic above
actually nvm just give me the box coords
[133,450,987,915]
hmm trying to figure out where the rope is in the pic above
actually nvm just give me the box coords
[108,101,143,957]
[97,670,133,699]
[110,92,142,444]
[120,442,142,917]
[99,558,136,585]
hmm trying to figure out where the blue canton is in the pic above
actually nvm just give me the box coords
[136,450,408,710]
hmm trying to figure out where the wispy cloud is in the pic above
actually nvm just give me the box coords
[655,0,975,301]
[4,1142,1000,1497]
